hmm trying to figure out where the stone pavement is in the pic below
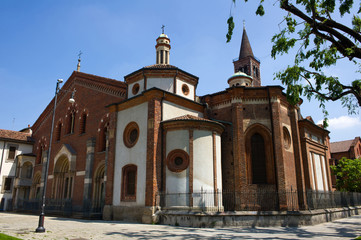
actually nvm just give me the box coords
[0,212,361,240]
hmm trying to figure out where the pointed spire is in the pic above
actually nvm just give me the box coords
[77,51,82,72]
[239,22,254,59]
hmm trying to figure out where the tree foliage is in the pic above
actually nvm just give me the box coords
[331,157,361,192]
[227,0,361,119]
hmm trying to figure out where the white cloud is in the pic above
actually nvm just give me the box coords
[317,116,361,130]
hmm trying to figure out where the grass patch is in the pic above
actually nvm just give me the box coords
[0,233,23,240]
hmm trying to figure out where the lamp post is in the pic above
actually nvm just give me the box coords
[36,79,75,233]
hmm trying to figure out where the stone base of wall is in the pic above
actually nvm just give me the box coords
[158,207,361,227]
[103,205,158,224]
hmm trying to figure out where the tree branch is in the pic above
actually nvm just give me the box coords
[280,0,361,59]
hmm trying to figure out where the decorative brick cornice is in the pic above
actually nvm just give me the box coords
[124,66,198,87]
[108,88,204,113]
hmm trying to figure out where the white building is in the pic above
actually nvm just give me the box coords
[0,128,33,211]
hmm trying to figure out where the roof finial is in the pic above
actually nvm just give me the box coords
[77,50,82,72]
[161,25,165,34]
[243,20,245,29]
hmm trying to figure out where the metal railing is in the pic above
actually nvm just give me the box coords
[306,190,361,210]
[14,198,104,217]
[157,190,361,212]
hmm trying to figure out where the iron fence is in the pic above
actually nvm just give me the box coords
[157,190,361,212]
[14,198,103,217]
[306,190,361,210]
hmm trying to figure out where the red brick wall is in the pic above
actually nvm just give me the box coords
[31,72,125,207]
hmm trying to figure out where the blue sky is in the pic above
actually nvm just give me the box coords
[0,0,360,142]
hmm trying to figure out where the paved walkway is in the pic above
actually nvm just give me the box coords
[0,212,361,240]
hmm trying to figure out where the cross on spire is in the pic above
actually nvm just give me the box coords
[77,50,82,72]
[78,50,83,60]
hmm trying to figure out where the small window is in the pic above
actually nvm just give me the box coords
[3,177,12,192]
[167,149,189,172]
[123,122,139,148]
[99,123,109,152]
[67,110,76,134]
[80,113,87,134]
[132,83,140,95]
[7,146,16,160]
[56,122,62,141]
[181,84,190,96]
[121,165,137,201]
[283,127,291,150]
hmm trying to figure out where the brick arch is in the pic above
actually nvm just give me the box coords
[244,123,275,185]
[31,171,42,199]
[92,161,105,209]
[52,154,73,200]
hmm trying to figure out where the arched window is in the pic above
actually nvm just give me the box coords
[99,122,109,152]
[67,110,76,134]
[79,112,87,134]
[251,133,267,184]
[56,121,62,141]
[36,141,46,165]
[121,164,137,201]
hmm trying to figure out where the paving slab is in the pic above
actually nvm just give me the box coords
[1,212,361,239]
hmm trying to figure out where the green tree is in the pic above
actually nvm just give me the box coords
[227,0,361,123]
[330,157,361,192]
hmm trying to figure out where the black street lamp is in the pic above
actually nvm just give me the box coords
[36,79,75,233]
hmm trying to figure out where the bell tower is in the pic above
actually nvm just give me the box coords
[155,25,171,65]
[233,24,261,86]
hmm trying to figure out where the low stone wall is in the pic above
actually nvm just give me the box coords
[103,205,158,224]
[157,207,361,227]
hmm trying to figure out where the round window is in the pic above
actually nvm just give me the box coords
[123,122,139,148]
[167,149,189,172]
[181,84,190,96]
[132,83,140,95]
[283,127,291,150]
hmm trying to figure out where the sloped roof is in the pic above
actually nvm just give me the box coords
[144,64,178,69]
[124,64,198,81]
[162,114,224,127]
[330,140,354,153]
[0,129,32,143]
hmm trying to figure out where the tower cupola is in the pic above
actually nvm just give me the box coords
[228,71,253,87]
[155,27,171,64]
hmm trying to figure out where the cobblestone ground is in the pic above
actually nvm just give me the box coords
[1,212,361,240]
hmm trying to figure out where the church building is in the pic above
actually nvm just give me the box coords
[103,27,332,222]
[10,26,333,224]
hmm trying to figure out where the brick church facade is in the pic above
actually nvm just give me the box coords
[103,28,332,222]
[13,27,332,222]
